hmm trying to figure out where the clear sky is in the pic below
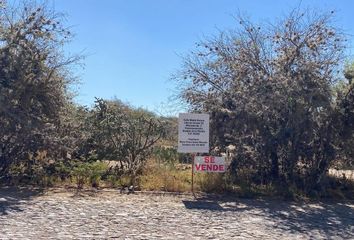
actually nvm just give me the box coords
[50,0,354,114]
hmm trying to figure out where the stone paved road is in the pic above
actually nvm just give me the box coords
[0,188,353,239]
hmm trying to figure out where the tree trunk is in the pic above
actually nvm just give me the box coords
[270,150,279,181]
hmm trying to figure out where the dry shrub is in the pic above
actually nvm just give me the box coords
[196,172,225,193]
[139,160,190,192]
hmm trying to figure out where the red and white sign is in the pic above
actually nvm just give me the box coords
[194,156,226,173]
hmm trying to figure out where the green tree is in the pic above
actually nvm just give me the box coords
[344,61,354,84]
[0,1,80,179]
[91,98,165,184]
[176,9,354,191]
[334,62,354,169]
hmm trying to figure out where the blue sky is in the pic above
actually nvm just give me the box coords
[50,0,354,113]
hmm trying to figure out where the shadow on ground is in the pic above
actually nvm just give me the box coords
[0,186,44,216]
[183,200,224,211]
[182,196,354,239]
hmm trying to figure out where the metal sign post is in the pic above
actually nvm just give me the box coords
[191,153,195,195]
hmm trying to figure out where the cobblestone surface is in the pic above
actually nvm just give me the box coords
[0,188,353,239]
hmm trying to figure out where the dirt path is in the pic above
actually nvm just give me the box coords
[0,188,353,239]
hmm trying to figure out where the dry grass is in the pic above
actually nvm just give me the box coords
[139,161,191,192]
[139,160,228,193]
[9,158,352,199]
[195,172,226,193]
[138,161,354,200]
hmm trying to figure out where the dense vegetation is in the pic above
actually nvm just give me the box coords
[0,2,78,180]
[0,2,169,186]
[176,9,354,196]
[0,2,353,198]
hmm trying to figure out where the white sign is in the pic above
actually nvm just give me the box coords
[194,156,226,172]
[177,113,209,153]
